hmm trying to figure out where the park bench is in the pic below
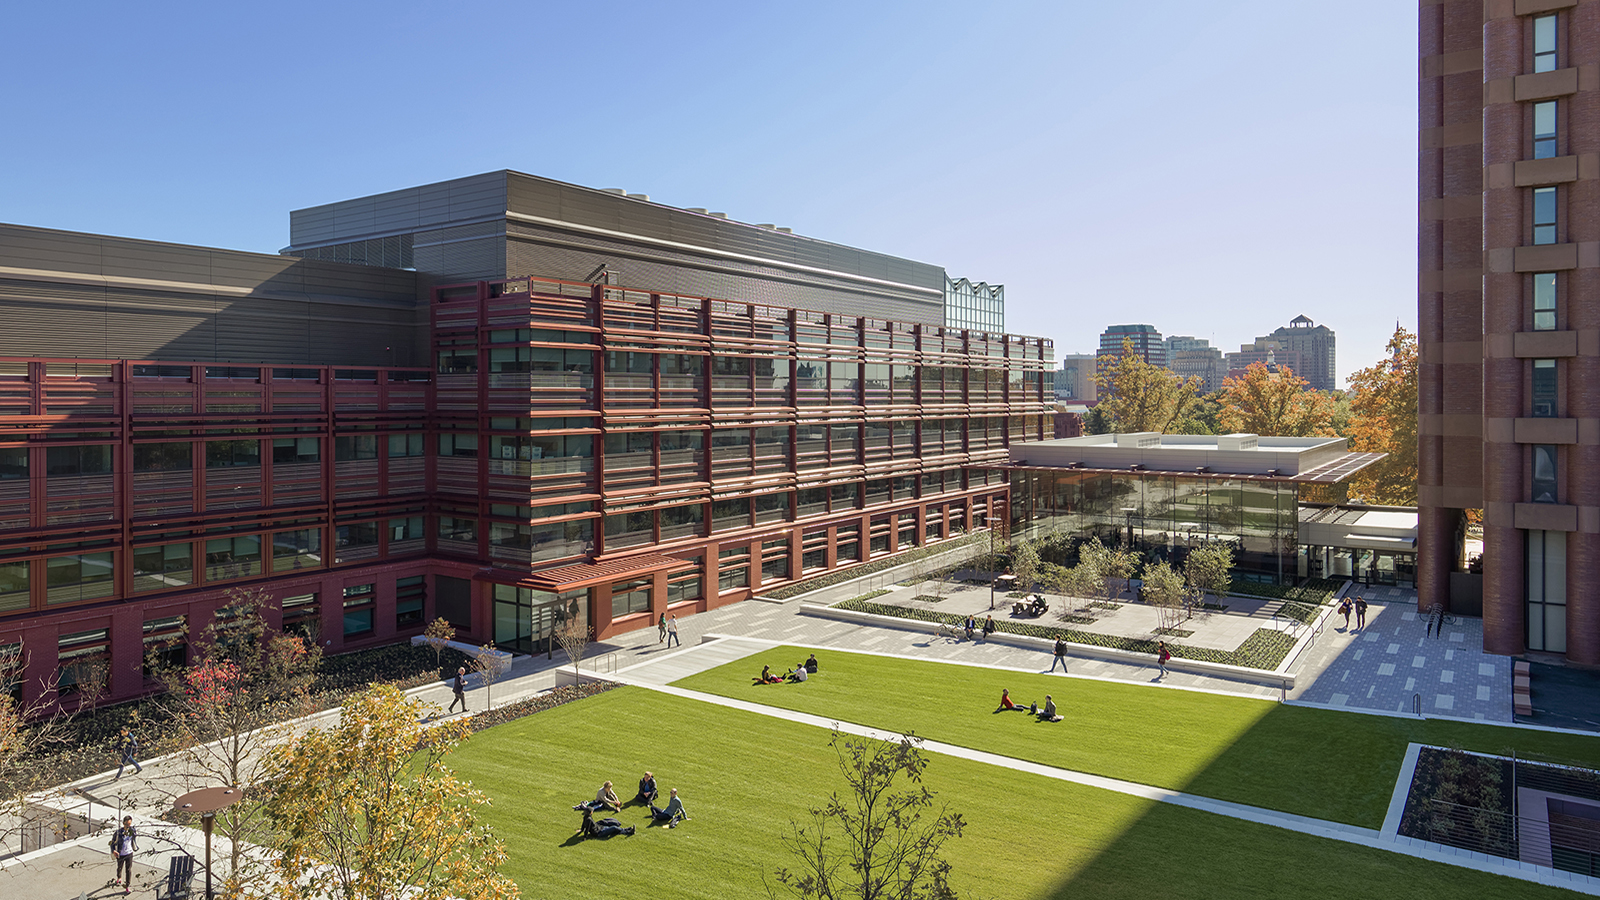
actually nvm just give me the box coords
[1513,660,1533,717]
[155,853,196,899]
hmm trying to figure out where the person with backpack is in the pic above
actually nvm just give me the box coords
[1157,641,1171,678]
[1050,637,1068,673]
[114,728,142,779]
[109,815,138,894]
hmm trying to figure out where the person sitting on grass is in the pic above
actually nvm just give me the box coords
[1037,694,1063,722]
[595,781,622,813]
[805,653,819,674]
[758,665,783,684]
[788,662,808,683]
[637,771,658,805]
[996,688,1027,712]
[650,788,690,827]
[581,809,635,838]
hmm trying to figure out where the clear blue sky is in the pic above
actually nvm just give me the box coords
[0,1,1415,385]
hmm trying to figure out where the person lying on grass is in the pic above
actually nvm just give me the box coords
[649,788,691,828]
[581,809,635,838]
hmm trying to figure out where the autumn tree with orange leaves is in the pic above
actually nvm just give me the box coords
[1215,362,1339,437]
[1343,326,1418,506]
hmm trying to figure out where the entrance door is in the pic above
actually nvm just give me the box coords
[493,585,587,657]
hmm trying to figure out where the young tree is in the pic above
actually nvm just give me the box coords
[148,586,320,889]
[1184,542,1234,610]
[423,617,455,673]
[471,643,509,711]
[1344,326,1418,505]
[1140,561,1188,633]
[773,729,965,900]
[552,615,590,688]
[1010,540,1040,596]
[1216,362,1338,437]
[264,684,519,900]
[1093,337,1206,434]
[0,648,106,856]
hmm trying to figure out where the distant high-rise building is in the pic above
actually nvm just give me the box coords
[1266,316,1337,390]
[1055,353,1099,403]
[1163,334,1212,356]
[1225,339,1303,382]
[1097,324,1166,371]
[1171,347,1228,393]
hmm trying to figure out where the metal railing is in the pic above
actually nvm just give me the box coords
[1403,798,1600,876]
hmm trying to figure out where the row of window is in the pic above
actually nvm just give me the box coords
[0,435,427,479]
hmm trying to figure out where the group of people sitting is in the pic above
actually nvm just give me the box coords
[996,688,1063,722]
[756,653,819,684]
[576,771,692,838]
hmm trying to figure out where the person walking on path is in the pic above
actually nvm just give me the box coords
[109,815,137,894]
[1156,641,1171,678]
[114,728,142,779]
[448,666,468,714]
[1355,596,1368,630]
[666,615,680,647]
[1049,637,1069,673]
[982,615,996,642]
[1338,597,1352,629]
[658,613,667,643]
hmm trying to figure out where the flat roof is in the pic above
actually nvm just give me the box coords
[1009,432,1383,483]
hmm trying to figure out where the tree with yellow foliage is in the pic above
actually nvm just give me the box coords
[1092,338,1206,434]
[1344,326,1418,506]
[264,684,519,900]
[1216,362,1338,437]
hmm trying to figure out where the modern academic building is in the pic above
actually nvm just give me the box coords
[1004,433,1387,586]
[0,171,1053,705]
[1419,0,1600,664]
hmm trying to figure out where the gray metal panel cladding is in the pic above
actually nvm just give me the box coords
[412,234,506,283]
[288,171,508,246]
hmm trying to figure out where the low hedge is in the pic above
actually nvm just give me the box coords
[1229,581,1338,606]
[1277,601,1321,626]
[832,598,1296,671]
[471,682,620,732]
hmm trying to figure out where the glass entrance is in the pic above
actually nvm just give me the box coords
[493,584,587,657]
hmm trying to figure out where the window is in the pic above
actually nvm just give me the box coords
[712,498,749,531]
[205,440,259,469]
[611,577,652,618]
[133,443,191,472]
[343,584,375,637]
[396,576,426,629]
[1532,359,1557,418]
[46,552,114,604]
[1533,14,1557,73]
[1533,187,1557,245]
[272,437,319,465]
[272,529,322,573]
[1527,529,1566,653]
[761,539,790,582]
[1533,101,1557,159]
[335,435,378,461]
[659,503,703,540]
[388,433,425,458]
[46,445,112,476]
[717,546,750,591]
[132,543,192,592]
[667,558,703,605]
[0,560,28,611]
[438,433,478,458]
[57,628,109,695]
[1532,444,1558,503]
[205,535,262,580]
[282,592,320,637]
[605,510,655,549]
[437,349,477,374]
[389,516,424,543]
[439,516,478,544]
[1533,272,1557,330]
[143,616,186,678]
[335,522,379,562]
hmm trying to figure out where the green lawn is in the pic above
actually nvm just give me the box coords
[670,646,1600,827]
[450,686,1585,899]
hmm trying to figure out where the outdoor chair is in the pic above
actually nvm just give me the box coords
[155,853,196,899]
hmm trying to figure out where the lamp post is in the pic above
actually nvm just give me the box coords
[174,785,245,900]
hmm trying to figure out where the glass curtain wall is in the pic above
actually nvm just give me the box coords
[493,584,587,657]
[1008,470,1299,583]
